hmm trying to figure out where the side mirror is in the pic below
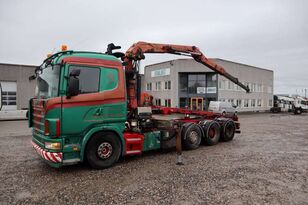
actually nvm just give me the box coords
[70,69,80,77]
[29,75,36,81]
[67,76,79,98]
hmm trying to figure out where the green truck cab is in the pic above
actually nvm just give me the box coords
[29,51,129,168]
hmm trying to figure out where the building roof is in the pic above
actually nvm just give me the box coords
[145,58,273,72]
[0,62,37,68]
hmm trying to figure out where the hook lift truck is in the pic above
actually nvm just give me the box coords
[29,42,250,169]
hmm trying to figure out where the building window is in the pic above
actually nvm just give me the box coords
[165,99,171,107]
[179,74,188,92]
[269,100,273,107]
[155,99,161,106]
[179,98,188,108]
[1,91,17,106]
[164,81,171,90]
[244,82,249,92]
[207,74,217,87]
[146,83,152,91]
[267,86,272,93]
[257,84,262,92]
[257,99,262,107]
[236,99,242,107]
[251,99,256,107]
[244,99,249,107]
[188,74,206,94]
[228,80,234,90]
[219,80,226,90]
[155,82,161,91]
[251,83,256,92]
[228,99,234,104]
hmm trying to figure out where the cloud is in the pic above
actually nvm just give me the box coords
[0,0,307,95]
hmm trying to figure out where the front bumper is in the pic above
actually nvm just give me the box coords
[31,140,63,164]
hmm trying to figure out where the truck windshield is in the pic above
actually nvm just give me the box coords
[35,65,60,99]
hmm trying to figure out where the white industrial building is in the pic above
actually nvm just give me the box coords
[141,58,274,112]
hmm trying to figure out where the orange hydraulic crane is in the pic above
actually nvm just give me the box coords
[106,41,250,112]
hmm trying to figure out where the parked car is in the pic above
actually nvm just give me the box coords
[208,101,237,116]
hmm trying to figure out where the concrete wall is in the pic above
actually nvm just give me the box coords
[0,63,37,110]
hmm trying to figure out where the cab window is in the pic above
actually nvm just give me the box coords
[100,68,118,91]
[69,65,100,94]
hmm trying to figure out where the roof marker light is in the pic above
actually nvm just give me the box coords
[61,45,68,51]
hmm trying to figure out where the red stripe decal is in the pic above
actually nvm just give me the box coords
[50,153,59,163]
[56,119,60,137]
[46,98,125,113]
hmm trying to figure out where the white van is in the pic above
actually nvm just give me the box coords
[208,101,237,116]
[293,97,308,114]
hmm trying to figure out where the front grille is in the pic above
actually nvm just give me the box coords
[32,99,47,134]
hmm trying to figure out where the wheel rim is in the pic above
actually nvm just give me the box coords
[97,142,113,159]
[188,130,199,144]
[208,127,216,138]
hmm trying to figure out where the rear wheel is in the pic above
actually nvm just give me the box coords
[220,119,236,142]
[86,132,121,169]
[181,123,202,150]
[294,108,302,115]
[199,120,220,146]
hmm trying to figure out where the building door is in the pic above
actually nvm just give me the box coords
[190,97,204,111]
[0,81,17,111]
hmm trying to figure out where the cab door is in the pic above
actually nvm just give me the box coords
[61,62,126,136]
[61,64,102,135]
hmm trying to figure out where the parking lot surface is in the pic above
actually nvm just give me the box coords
[0,113,307,204]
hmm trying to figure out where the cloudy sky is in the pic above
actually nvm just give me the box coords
[0,0,307,95]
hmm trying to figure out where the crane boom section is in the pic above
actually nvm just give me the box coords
[122,41,250,110]
[123,41,250,92]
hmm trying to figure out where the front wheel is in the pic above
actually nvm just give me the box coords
[86,132,121,169]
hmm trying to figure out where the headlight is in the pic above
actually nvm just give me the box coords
[45,142,61,150]
[131,120,138,127]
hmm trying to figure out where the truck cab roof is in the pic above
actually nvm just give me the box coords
[49,50,121,65]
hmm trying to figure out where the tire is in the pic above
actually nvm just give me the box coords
[181,123,202,150]
[86,132,121,169]
[220,119,236,142]
[294,108,302,115]
[199,120,220,146]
